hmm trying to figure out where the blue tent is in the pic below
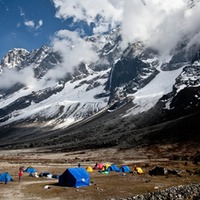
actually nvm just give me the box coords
[119,166,130,173]
[107,164,119,172]
[0,172,13,183]
[24,167,37,173]
[59,168,90,188]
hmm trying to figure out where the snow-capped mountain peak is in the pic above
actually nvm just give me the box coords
[0,48,29,69]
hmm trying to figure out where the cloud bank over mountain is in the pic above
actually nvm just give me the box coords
[0,66,36,89]
[52,0,200,55]
[50,29,98,76]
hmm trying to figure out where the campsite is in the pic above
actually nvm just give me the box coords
[0,147,200,200]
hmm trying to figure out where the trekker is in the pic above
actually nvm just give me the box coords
[19,170,23,182]
[19,166,24,171]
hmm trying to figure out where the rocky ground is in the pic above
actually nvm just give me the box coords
[114,183,200,200]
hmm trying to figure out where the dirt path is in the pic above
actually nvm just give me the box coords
[0,186,21,200]
[0,178,59,200]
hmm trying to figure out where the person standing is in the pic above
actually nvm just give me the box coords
[19,170,23,182]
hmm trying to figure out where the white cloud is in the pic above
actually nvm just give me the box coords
[0,67,36,89]
[36,20,43,29]
[24,19,43,30]
[52,0,122,33]
[19,7,43,31]
[139,0,200,55]
[52,0,200,56]
[38,20,43,26]
[19,7,25,16]
[46,29,98,80]
[24,20,35,29]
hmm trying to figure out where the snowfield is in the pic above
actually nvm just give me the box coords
[0,69,110,128]
[126,66,184,116]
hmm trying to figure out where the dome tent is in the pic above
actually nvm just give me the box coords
[119,166,130,173]
[107,164,119,172]
[0,172,13,183]
[24,167,37,173]
[93,163,103,170]
[86,166,93,173]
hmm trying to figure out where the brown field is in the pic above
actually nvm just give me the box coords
[0,147,200,200]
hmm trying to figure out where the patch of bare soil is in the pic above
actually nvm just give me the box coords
[0,147,200,200]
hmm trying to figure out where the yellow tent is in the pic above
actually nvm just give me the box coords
[136,167,144,174]
[105,163,111,169]
[102,163,111,171]
[86,166,93,173]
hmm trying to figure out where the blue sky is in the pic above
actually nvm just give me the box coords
[0,0,93,60]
